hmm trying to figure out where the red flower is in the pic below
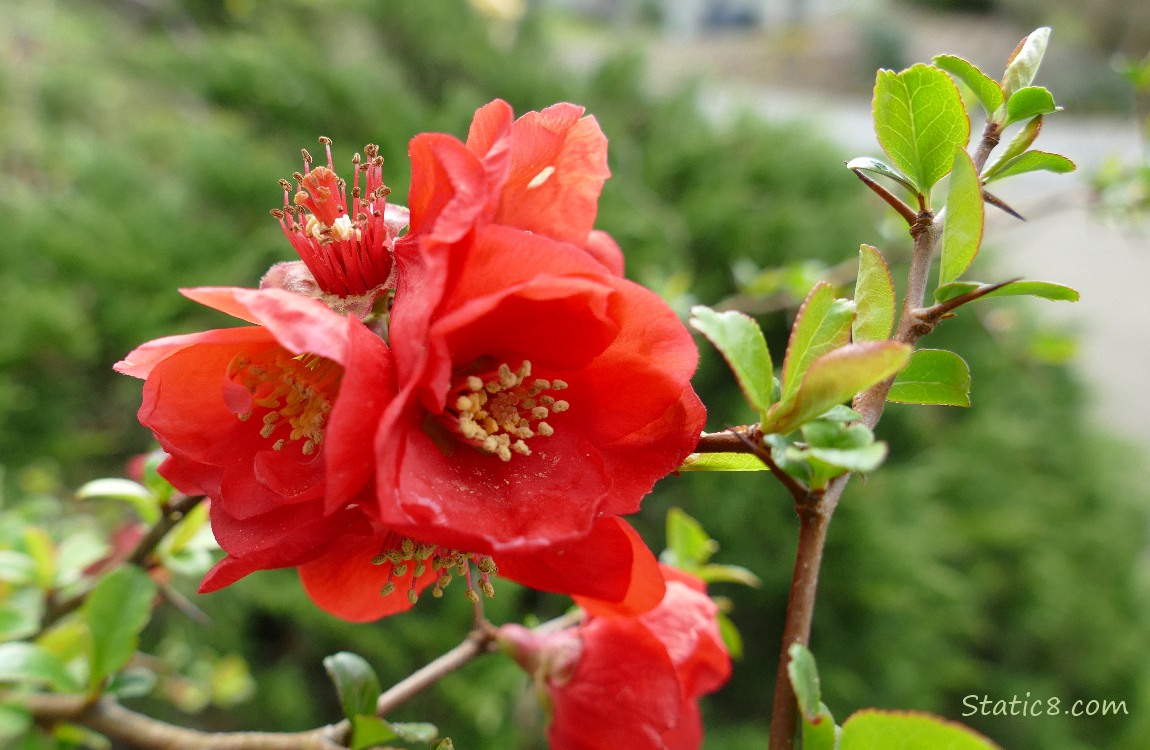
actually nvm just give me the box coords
[499,565,732,749]
[117,102,704,621]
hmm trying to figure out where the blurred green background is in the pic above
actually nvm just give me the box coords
[3,0,1149,748]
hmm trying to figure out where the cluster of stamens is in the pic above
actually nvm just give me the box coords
[270,138,396,297]
[371,537,498,605]
[226,352,342,456]
[444,360,569,461]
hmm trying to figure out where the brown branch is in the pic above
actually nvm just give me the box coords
[8,692,345,750]
[375,624,497,717]
[729,427,809,503]
[38,495,205,633]
[850,169,918,225]
[972,120,1003,173]
[919,278,1022,322]
[694,429,759,453]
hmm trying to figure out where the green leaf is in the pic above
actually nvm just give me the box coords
[677,452,766,472]
[716,611,744,660]
[935,280,1079,303]
[872,64,970,193]
[76,478,161,525]
[1003,86,1058,126]
[0,551,36,586]
[22,528,56,590]
[982,116,1044,180]
[350,716,398,750]
[0,642,81,692]
[664,507,718,570]
[933,55,1004,116]
[105,667,157,699]
[433,740,456,750]
[841,709,1002,749]
[939,149,984,286]
[803,703,838,750]
[853,245,895,342]
[141,451,175,504]
[697,563,762,588]
[780,282,855,406]
[765,342,912,435]
[844,157,918,195]
[805,443,889,474]
[82,565,158,691]
[0,704,32,743]
[323,652,382,721]
[1001,28,1052,100]
[787,644,822,721]
[162,501,210,557]
[982,150,1075,183]
[690,306,774,416]
[887,349,971,407]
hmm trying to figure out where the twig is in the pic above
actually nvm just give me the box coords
[730,427,809,503]
[7,692,345,750]
[972,120,1003,173]
[376,623,498,717]
[694,429,759,453]
[850,169,919,225]
[919,278,1021,322]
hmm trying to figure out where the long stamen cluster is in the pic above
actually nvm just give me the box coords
[371,536,498,604]
[271,138,397,297]
[442,360,569,461]
[226,352,342,456]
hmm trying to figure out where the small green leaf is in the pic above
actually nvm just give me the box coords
[162,501,210,557]
[805,443,889,474]
[1001,28,1052,101]
[76,478,161,526]
[0,704,32,743]
[433,740,456,750]
[802,702,838,750]
[765,342,912,435]
[105,667,157,699]
[939,149,984,286]
[873,64,970,193]
[83,565,158,691]
[983,150,1075,183]
[788,644,822,721]
[716,611,744,660]
[323,652,382,721]
[840,709,1002,749]
[664,508,718,570]
[0,642,81,692]
[780,283,855,406]
[933,55,1004,116]
[141,451,175,504]
[887,349,971,407]
[690,306,774,416]
[677,452,766,472]
[0,551,36,585]
[1003,86,1058,126]
[350,716,398,750]
[853,245,896,342]
[982,116,1044,180]
[844,157,918,195]
[935,280,1079,303]
[697,563,762,588]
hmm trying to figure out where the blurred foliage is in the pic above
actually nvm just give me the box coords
[3,0,1150,749]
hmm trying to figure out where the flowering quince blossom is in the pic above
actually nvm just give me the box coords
[116,99,705,622]
[498,565,732,750]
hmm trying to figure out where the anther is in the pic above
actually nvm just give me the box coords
[318,136,332,145]
[380,582,395,596]
[301,149,313,163]
[371,553,388,565]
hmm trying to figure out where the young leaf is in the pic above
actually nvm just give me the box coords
[697,563,762,588]
[939,149,984,286]
[933,55,1004,117]
[663,507,718,570]
[853,245,896,342]
[780,282,855,406]
[677,453,767,472]
[716,611,744,660]
[1001,27,1052,100]
[76,478,161,525]
[844,157,919,195]
[982,116,1044,180]
[0,642,82,693]
[841,709,1002,749]
[787,644,823,721]
[982,151,1076,183]
[690,306,774,416]
[765,342,912,434]
[350,716,398,750]
[82,565,158,691]
[390,722,440,744]
[1003,86,1058,126]
[323,652,382,721]
[802,703,838,750]
[805,443,889,475]
[887,349,971,407]
[935,280,1079,303]
[872,64,970,193]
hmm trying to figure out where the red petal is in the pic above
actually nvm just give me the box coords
[406,133,488,244]
[641,574,731,698]
[584,229,625,276]
[495,104,610,247]
[548,616,681,750]
[500,518,665,614]
[297,530,438,622]
[465,99,514,212]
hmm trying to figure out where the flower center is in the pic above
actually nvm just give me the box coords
[440,359,569,462]
[226,351,342,456]
[370,535,499,605]
[271,138,402,298]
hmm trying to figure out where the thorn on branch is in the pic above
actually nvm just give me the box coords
[850,168,919,226]
[983,189,1026,220]
[920,277,1022,322]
